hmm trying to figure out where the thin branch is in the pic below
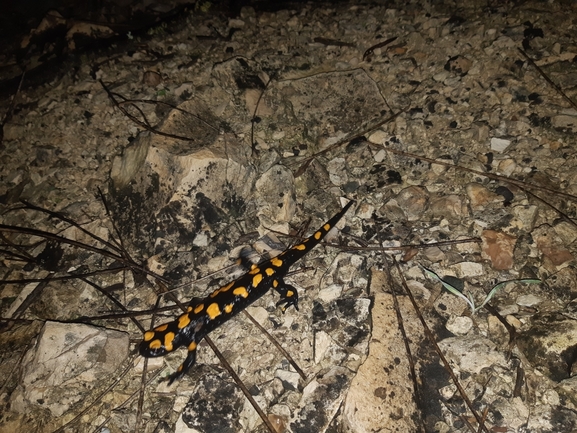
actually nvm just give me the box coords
[393,257,491,433]
[518,48,577,111]
[242,309,306,380]
[371,144,577,202]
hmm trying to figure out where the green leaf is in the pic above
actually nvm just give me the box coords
[421,266,475,312]
[476,278,541,312]
[421,265,541,315]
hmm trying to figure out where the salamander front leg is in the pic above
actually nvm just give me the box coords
[273,278,299,312]
[166,341,198,385]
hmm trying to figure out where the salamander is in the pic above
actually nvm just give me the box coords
[139,199,354,384]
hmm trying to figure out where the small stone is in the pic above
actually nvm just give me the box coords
[423,246,445,263]
[437,335,508,374]
[512,205,538,231]
[487,315,508,343]
[372,148,386,162]
[553,221,577,244]
[245,306,268,326]
[473,123,490,142]
[314,330,332,364]
[534,225,574,268]
[355,201,375,219]
[551,114,577,132]
[228,18,245,28]
[445,55,472,75]
[142,70,162,87]
[434,422,452,433]
[368,130,388,145]
[466,183,501,208]
[497,158,517,176]
[445,315,473,335]
[430,195,467,220]
[490,137,512,152]
[481,230,517,270]
[516,294,542,307]
[498,304,519,316]
[405,279,431,300]
[275,369,301,391]
[173,82,194,99]
[452,237,480,255]
[542,389,560,406]
[381,198,406,222]
[449,261,484,277]
[506,315,522,329]
[433,70,450,82]
[431,162,448,175]
[327,157,348,186]
[394,186,429,221]
[318,284,343,302]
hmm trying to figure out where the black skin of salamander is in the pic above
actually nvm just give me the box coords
[139,200,354,384]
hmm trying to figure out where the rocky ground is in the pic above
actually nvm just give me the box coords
[1,1,577,432]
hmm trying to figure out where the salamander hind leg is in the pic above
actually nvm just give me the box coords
[166,341,198,385]
[273,278,299,312]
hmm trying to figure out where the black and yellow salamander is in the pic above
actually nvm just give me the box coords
[139,199,355,384]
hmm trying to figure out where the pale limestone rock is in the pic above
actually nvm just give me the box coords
[10,321,129,418]
[343,269,420,433]
[446,315,473,335]
[437,335,508,374]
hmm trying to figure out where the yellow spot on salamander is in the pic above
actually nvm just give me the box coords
[178,314,191,329]
[271,257,283,267]
[314,231,322,240]
[188,341,197,351]
[324,223,331,231]
[194,304,205,314]
[265,268,275,276]
[210,281,234,297]
[251,264,257,270]
[177,364,183,372]
[149,339,162,349]
[287,290,294,297]
[187,306,192,313]
[144,331,155,341]
[249,267,260,275]
[294,244,306,250]
[233,286,249,298]
[154,324,168,332]
[253,273,263,287]
[273,279,279,288]
[224,303,233,313]
[164,332,175,352]
[206,303,221,319]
